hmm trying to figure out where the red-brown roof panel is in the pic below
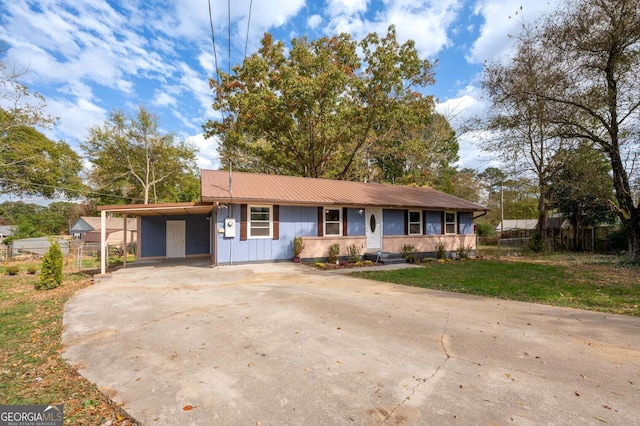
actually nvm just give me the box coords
[201,170,487,211]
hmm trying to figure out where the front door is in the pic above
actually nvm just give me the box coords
[166,220,186,258]
[366,208,383,251]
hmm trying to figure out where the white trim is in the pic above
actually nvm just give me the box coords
[248,205,273,239]
[408,210,422,235]
[324,207,342,236]
[445,211,457,235]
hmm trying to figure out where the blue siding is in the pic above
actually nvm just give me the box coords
[140,215,210,257]
[383,209,405,236]
[426,211,442,235]
[459,212,474,234]
[216,205,318,264]
[347,208,365,236]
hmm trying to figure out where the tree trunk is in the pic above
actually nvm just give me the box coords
[623,212,640,262]
[536,183,548,251]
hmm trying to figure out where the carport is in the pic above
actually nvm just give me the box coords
[96,202,216,275]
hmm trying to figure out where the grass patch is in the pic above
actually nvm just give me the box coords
[0,267,138,424]
[352,256,640,316]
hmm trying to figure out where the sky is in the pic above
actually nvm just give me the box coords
[0,0,558,196]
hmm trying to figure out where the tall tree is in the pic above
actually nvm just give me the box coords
[0,125,85,198]
[204,26,456,183]
[501,0,640,260]
[482,24,566,250]
[549,143,616,250]
[1,44,56,133]
[82,106,200,205]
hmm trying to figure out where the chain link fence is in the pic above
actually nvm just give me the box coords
[1,240,136,271]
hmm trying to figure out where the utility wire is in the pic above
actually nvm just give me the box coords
[244,0,253,62]
[228,0,231,75]
[0,177,140,201]
[207,0,220,87]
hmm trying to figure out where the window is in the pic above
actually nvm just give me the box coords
[249,205,272,238]
[408,210,422,235]
[324,208,342,236]
[445,211,457,234]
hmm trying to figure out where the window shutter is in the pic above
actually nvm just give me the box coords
[440,211,445,235]
[273,205,280,240]
[457,212,461,234]
[422,210,427,235]
[317,207,324,237]
[404,210,409,235]
[342,207,348,236]
[240,204,247,241]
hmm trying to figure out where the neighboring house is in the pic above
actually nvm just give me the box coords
[11,236,69,257]
[97,170,487,270]
[0,225,15,243]
[495,219,538,239]
[69,216,137,246]
[496,215,567,239]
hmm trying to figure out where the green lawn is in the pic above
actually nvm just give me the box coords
[0,269,137,424]
[351,258,640,316]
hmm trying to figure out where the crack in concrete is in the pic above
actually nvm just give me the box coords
[378,312,452,425]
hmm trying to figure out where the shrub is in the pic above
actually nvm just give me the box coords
[457,245,470,259]
[363,260,374,266]
[5,265,20,275]
[346,244,361,263]
[293,236,305,258]
[314,261,326,269]
[339,260,349,267]
[328,243,340,264]
[475,219,496,237]
[26,266,38,275]
[400,244,417,263]
[436,244,446,260]
[37,241,63,290]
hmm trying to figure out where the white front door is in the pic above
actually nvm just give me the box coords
[366,208,383,251]
[166,220,186,258]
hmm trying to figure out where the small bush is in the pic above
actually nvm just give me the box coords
[436,244,446,260]
[5,265,20,275]
[37,241,63,290]
[339,260,349,267]
[475,219,496,237]
[293,236,305,258]
[314,262,326,269]
[400,244,417,263]
[457,245,470,259]
[328,243,340,264]
[363,260,374,266]
[26,266,38,275]
[346,244,361,263]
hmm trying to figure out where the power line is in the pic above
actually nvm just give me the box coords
[207,0,220,87]
[0,178,140,201]
[228,0,231,75]
[244,0,253,62]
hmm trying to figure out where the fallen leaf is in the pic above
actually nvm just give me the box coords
[602,405,612,410]
[183,405,194,411]
[595,416,608,423]
[336,360,343,365]
[248,362,255,368]
[575,391,581,396]
[580,374,587,379]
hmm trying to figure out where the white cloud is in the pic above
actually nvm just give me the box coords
[153,91,177,108]
[185,133,220,169]
[468,0,555,64]
[45,96,108,149]
[307,14,323,30]
[327,0,369,16]
[323,0,462,58]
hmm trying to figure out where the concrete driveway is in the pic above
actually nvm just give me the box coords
[63,260,640,425]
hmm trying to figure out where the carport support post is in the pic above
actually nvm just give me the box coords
[123,214,128,268]
[100,210,106,275]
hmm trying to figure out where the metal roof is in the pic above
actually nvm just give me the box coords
[201,170,487,212]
